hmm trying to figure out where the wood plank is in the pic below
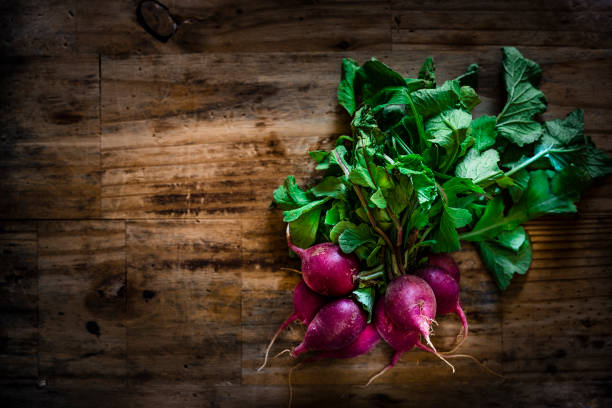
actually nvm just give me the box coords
[1,0,391,56]
[0,222,38,380]
[0,379,127,408]
[125,219,242,384]
[392,0,612,11]
[0,56,100,218]
[76,0,391,55]
[38,221,127,381]
[526,217,612,281]
[502,216,612,381]
[391,5,612,48]
[100,53,343,219]
[0,0,76,56]
[217,384,349,408]
[349,380,612,408]
[3,379,610,408]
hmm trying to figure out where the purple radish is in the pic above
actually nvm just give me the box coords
[367,299,433,385]
[292,298,366,358]
[384,275,454,372]
[257,280,327,371]
[385,275,436,339]
[416,266,468,353]
[428,253,460,283]
[286,225,359,296]
[316,324,380,360]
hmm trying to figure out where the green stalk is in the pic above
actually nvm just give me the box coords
[359,265,385,281]
[405,92,427,153]
[333,150,396,253]
[335,135,354,146]
[360,141,405,274]
[476,146,583,187]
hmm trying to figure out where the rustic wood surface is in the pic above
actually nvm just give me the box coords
[1,0,611,407]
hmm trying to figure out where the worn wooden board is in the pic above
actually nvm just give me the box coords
[125,219,242,384]
[0,222,38,380]
[100,53,343,219]
[391,0,612,48]
[0,56,100,218]
[38,221,127,380]
[2,0,391,56]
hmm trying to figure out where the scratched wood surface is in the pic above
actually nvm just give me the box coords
[1,0,612,407]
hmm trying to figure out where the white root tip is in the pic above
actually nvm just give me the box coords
[426,337,455,374]
[257,337,278,372]
[275,349,292,359]
[257,321,291,371]
[365,365,391,387]
[280,267,302,275]
[444,335,467,355]
[446,354,505,379]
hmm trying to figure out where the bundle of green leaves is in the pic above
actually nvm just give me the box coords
[273,47,611,311]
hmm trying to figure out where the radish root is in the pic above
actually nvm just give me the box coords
[365,364,392,387]
[365,351,402,386]
[445,354,504,379]
[275,349,291,359]
[280,267,302,275]
[257,314,298,371]
[425,337,455,373]
[445,305,469,354]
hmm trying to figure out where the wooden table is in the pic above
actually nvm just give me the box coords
[1,1,611,406]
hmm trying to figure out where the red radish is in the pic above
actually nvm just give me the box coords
[368,299,498,384]
[257,280,327,371]
[316,324,380,360]
[292,298,366,358]
[384,275,454,372]
[370,299,426,380]
[416,266,468,352]
[374,299,427,356]
[385,275,436,339]
[428,253,460,283]
[286,225,359,296]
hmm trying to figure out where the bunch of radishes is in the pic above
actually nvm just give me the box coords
[257,226,470,384]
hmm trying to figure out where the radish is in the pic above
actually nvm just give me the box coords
[428,253,460,283]
[316,324,380,360]
[286,225,359,296]
[368,299,497,385]
[292,298,366,357]
[368,298,427,383]
[384,275,436,341]
[384,274,454,372]
[257,280,327,371]
[416,266,468,352]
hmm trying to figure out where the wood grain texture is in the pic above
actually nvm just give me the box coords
[391,0,612,48]
[0,222,38,380]
[2,1,612,407]
[38,221,127,380]
[100,53,342,219]
[125,219,242,384]
[0,56,100,218]
[2,0,391,56]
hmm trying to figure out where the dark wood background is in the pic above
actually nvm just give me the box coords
[1,1,611,406]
